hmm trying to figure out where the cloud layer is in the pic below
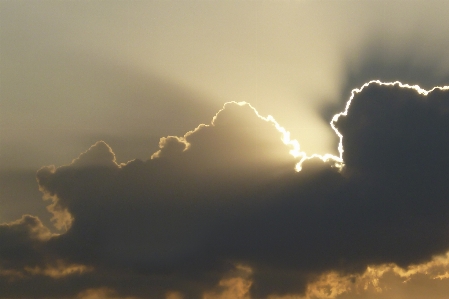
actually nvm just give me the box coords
[2,82,449,298]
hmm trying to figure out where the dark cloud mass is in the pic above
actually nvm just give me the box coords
[2,83,449,298]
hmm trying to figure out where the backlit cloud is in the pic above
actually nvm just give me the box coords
[1,82,449,298]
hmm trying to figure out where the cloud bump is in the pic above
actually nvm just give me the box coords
[1,82,449,298]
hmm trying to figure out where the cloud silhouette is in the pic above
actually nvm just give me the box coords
[2,83,449,298]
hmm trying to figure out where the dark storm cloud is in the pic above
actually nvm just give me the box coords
[2,84,449,298]
[0,45,220,230]
[321,36,449,123]
[0,215,51,269]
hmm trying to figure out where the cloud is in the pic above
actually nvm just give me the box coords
[320,35,449,124]
[0,215,51,269]
[2,83,449,298]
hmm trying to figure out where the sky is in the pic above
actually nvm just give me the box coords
[2,1,449,298]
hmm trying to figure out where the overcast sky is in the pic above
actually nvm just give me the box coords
[2,1,449,298]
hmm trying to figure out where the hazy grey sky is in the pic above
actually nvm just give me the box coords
[2,0,449,169]
[2,1,449,298]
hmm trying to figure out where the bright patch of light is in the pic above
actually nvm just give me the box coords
[177,80,449,173]
[242,81,449,172]
[233,102,341,172]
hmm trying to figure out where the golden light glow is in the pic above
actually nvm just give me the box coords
[269,251,449,299]
[225,102,342,172]
[24,262,93,279]
[41,187,74,232]
[275,80,449,172]
[203,264,253,299]
[77,287,139,299]
[165,292,185,299]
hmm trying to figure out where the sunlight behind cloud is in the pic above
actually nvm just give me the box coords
[2,0,449,297]
[4,80,449,299]
[207,102,342,172]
